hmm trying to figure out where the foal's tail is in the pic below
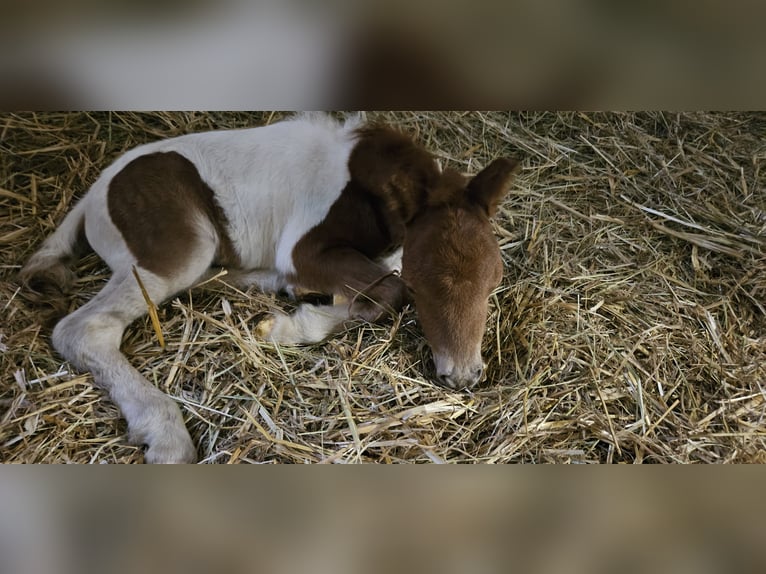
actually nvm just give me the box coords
[20,199,87,322]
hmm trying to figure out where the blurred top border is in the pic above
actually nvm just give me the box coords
[2,0,765,110]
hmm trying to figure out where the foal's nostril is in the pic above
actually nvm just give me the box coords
[473,366,484,381]
[437,373,453,388]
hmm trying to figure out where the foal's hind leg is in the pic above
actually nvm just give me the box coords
[52,263,208,463]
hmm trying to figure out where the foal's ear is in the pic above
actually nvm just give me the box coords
[467,158,521,217]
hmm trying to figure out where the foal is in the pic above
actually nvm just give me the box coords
[22,114,520,463]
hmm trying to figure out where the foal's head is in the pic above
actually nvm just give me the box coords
[402,158,520,390]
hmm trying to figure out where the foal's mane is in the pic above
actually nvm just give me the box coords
[350,124,469,220]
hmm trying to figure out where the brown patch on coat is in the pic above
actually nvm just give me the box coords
[107,152,238,278]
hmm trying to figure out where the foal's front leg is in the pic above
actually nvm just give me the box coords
[256,302,354,345]
[260,246,409,345]
[296,245,409,321]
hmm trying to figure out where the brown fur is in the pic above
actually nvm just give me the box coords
[402,204,503,377]
[291,180,410,322]
[107,152,238,278]
[348,125,441,222]
[400,158,520,387]
[466,157,522,216]
[293,126,521,388]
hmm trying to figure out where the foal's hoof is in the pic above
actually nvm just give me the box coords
[254,314,276,339]
[350,274,408,322]
[349,299,387,323]
[254,305,344,345]
[128,422,197,464]
[140,433,198,464]
[255,312,304,345]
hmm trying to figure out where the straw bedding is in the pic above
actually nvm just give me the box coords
[1,111,764,463]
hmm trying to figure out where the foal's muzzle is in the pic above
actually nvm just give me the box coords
[435,363,485,390]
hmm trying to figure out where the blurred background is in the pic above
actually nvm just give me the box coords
[2,468,766,574]
[2,0,765,109]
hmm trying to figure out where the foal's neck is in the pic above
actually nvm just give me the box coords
[350,126,441,229]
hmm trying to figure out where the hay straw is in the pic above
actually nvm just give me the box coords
[1,111,765,463]
[132,265,165,350]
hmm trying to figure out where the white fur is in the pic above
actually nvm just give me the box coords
[264,304,353,345]
[24,114,372,463]
[379,247,403,273]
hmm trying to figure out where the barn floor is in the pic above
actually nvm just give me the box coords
[1,111,765,463]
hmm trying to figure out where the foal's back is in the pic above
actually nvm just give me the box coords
[86,114,360,274]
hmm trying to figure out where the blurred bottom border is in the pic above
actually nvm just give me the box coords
[1,466,765,574]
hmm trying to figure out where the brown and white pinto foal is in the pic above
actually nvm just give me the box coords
[22,114,520,463]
